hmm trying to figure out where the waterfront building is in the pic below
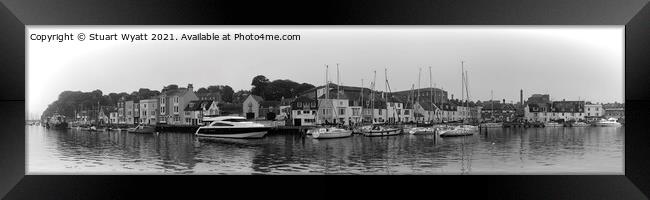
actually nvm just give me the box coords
[524,100,585,122]
[98,106,112,125]
[158,84,199,125]
[386,97,412,123]
[290,96,318,126]
[109,110,118,124]
[317,98,351,125]
[139,98,159,125]
[184,100,218,125]
[125,100,136,125]
[480,101,517,122]
[117,97,126,124]
[584,103,604,122]
[603,103,624,119]
[259,101,281,120]
[242,95,264,119]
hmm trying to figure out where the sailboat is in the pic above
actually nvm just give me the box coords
[409,66,437,135]
[362,70,401,137]
[479,90,503,128]
[440,61,478,137]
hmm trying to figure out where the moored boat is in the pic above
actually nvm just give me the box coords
[439,125,478,137]
[593,118,622,127]
[479,122,503,128]
[571,122,591,127]
[544,122,563,127]
[195,116,271,139]
[45,113,69,130]
[362,126,401,137]
[312,127,353,139]
[407,127,436,135]
[128,125,156,133]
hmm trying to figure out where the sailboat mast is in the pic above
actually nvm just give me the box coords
[491,90,494,120]
[418,68,421,102]
[361,78,364,123]
[337,63,340,99]
[372,70,377,122]
[429,66,433,121]
[325,64,329,99]
[461,61,464,106]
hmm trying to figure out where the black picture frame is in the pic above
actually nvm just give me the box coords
[1,0,649,199]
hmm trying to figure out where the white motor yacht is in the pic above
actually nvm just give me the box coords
[594,118,622,127]
[195,116,271,139]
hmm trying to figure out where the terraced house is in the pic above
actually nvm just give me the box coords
[158,84,198,125]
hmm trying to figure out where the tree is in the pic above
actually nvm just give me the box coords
[221,85,234,103]
[233,90,251,104]
[251,75,270,96]
[196,87,208,94]
[162,84,178,93]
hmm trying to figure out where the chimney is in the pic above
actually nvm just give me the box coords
[503,99,506,104]
[188,84,193,92]
[520,89,523,107]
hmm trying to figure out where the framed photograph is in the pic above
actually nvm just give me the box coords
[1,0,649,199]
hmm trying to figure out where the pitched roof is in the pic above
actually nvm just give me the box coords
[260,101,281,107]
[249,95,264,102]
[163,87,190,96]
[184,100,214,111]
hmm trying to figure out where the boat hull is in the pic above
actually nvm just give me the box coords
[593,123,622,127]
[195,127,270,139]
[312,130,352,139]
[362,129,401,137]
[439,126,478,137]
[128,128,156,134]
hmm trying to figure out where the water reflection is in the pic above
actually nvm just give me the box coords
[27,125,623,174]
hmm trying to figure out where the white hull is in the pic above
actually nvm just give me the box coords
[439,125,478,137]
[593,123,622,127]
[197,131,267,139]
[312,130,352,139]
[544,123,563,127]
[408,127,436,135]
[363,129,401,137]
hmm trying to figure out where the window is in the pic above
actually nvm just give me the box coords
[223,118,248,122]
[378,109,382,115]
[296,111,301,115]
[297,102,302,107]
[405,110,410,115]
[339,108,345,115]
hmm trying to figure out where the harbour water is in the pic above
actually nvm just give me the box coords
[27,125,623,174]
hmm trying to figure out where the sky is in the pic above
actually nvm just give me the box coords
[27,26,624,119]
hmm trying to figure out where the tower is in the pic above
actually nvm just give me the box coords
[520,89,523,107]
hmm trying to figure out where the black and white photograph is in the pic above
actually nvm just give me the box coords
[26,26,624,175]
